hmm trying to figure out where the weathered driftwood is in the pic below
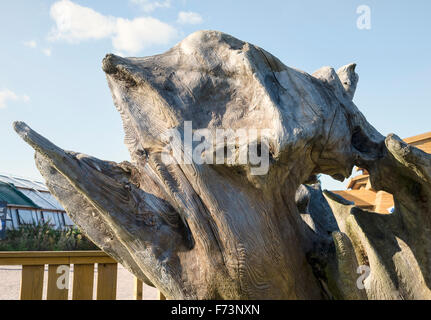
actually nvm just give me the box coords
[14,31,431,299]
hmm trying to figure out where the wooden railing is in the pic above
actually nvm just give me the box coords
[0,251,165,300]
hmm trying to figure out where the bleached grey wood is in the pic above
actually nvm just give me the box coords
[14,30,431,299]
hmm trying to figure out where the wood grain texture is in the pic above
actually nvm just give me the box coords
[20,265,44,300]
[13,30,431,300]
[96,263,117,300]
[72,264,94,300]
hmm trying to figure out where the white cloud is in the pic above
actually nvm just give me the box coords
[113,17,177,54]
[43,48,52,56]
[177,11,203,25]
[23,40,37,48]
[0,89,30,109]
[48,0,177,55]
[130,0,171,13]
[49,0,116,42]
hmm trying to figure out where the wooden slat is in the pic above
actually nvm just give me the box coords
[134,278,143,300]
[47,264,69,300]
[158,291,166,300]
[70,257,115,265]
[96,263,117,300]
[403,131,431,144]
[347,174,369,189]
[332,189,377,207]
[72,264,94,300]
[0,250,110,258]
[0,251,116,266]
[0,256,115,266]
[374,191,394,214]
[20,265,44,300]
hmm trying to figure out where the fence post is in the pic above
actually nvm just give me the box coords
[72,264,94,300]
[0,251,132,301]
[158,291,166,300]
[47,264,69,300]
[134,277,143,300]
[20,265,44,300]
[96,263,117,300]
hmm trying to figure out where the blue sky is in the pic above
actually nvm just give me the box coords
[0,0,430,190]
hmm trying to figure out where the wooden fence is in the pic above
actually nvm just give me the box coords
[0,251,166,300]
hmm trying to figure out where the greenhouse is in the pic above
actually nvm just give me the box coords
[0,173,73,231]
